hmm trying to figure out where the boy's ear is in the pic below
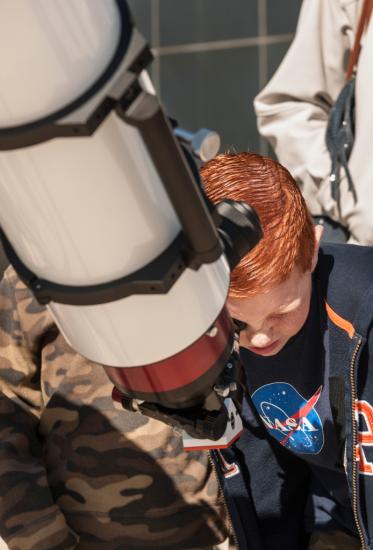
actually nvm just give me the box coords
[311,224,324,272]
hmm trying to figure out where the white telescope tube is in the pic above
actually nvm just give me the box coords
[0,0,230,371]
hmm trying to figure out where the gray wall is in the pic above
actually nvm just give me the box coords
[128,0,301,155]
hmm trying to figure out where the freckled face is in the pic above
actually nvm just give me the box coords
[227,268,312,357]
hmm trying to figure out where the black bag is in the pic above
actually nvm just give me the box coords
[325,0,373,208]
[326,76,356,205]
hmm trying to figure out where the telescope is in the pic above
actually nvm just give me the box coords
[0,0,261,449]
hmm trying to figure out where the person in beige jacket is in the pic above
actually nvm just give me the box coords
[254,0,373,245]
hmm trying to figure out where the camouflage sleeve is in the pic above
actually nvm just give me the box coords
[0,267,79,550]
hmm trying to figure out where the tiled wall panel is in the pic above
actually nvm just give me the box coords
[267,0,301,35]
[159,46,259,152]
[158,0,259,45]
[128,0,301,156]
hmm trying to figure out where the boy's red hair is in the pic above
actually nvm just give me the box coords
[200,152,315,297]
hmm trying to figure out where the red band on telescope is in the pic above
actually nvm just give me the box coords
[105,307,232,394]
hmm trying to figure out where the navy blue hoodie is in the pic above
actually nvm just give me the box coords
[212,244,373,550]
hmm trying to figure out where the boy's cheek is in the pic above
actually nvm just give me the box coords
[239,332,250,348]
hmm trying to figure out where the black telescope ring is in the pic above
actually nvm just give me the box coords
[0,0,143,150]
[0,227,189,306]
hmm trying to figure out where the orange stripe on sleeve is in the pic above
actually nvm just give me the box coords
[325,301,355,339]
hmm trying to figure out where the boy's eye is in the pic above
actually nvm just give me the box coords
[233,318,247,332]
[270,312,288,321]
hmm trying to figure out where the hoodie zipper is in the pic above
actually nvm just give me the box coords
[208,450,240,550]
[349,336,366,550]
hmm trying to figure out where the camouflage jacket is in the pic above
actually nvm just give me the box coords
[0,267,233,550]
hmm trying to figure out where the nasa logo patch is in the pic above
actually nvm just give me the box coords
[251,382,324,454]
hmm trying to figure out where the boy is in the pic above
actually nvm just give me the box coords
[201,152,373,549]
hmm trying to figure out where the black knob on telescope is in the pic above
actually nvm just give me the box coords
[195,409,228,441]
[216,199,263,270]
